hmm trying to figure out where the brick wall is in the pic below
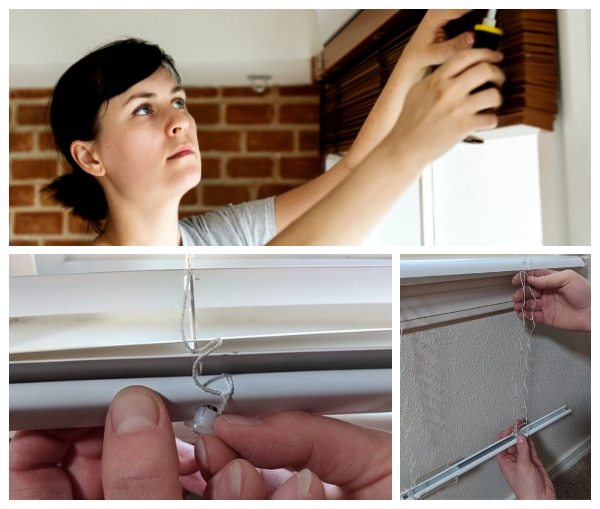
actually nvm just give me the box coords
[9,84,321,245]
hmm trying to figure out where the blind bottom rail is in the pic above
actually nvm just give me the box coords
[10,369,392,431]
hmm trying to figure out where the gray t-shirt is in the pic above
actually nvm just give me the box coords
[178,196,276,246]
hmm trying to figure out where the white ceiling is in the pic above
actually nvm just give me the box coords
[9,9,358,89]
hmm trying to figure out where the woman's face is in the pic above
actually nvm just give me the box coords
[90,67,201,206]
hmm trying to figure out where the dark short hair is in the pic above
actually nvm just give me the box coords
[43,38,181,232]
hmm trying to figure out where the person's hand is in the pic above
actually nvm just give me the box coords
[512,269,591,332]
[387,47,505,168]
[495,422,556,500]
[195,411,391,499]
[401,10,475,79]
[9,386,189,499]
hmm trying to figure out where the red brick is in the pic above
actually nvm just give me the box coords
[185,87,218,98]
[45,239,92,246]
[11,159,58,180]
[279,103,319,124]
[223,87,274,98]
[200,157,222,179]
[187,103,220,125]
[9,82,325,246]
[280,157,321,180]
[17,104,49,126]
[202,184,251,206]
[179,209,209,221]
[247,131,294,152]
[258,184,298,198]
[299,130,320,151]
[10,89,52,99]
[180,186,199,205]
[227,157,274,178]
[9,185,35,206]
[67,213,93,235]
[279,84,319,96]
[9,131,34,152]
[198,130,241,152]
[226,104,274,125]
[40,188,60,207]
[39,130,58,151]
[14,212,63,234]
[9,239,40,246]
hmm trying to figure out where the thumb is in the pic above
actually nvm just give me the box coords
[431,31,475,64]
[515,434,532,470]
[527,271,564,290]
[102,386,182,499]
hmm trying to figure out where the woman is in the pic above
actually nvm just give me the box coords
[44,10,504,246]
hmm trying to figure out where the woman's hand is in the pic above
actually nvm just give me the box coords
[401,10,475,79]
[196,411,392,499]
[388,47,505,168]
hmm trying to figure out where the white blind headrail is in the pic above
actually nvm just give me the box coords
[400,255,588,330]
[400,255,585,280]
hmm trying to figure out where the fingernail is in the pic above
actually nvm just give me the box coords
[465,33,475,45]
[218,414,262,427]
[517,434,526,443]
[215,460,242,499]
[229,461,242,498]
[111,389,160,434]
[195,437,208,471]
[494,51,503,60]
[296,469,313,499]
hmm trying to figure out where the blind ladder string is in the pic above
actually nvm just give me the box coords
[180,253,197,353]
[180,254,234,432]
[515,258,537,434]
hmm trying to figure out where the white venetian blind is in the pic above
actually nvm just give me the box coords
[10,254,392,430]
[399,254,587,330]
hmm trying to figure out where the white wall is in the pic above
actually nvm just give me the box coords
[8,9,356,88]
[400,260,591,499]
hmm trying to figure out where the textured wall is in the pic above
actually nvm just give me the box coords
[400,265,591,499]
[9,85,320,245]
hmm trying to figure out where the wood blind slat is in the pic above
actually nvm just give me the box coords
[319,9,559,155]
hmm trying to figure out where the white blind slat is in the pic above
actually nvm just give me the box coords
[10,254,392,430]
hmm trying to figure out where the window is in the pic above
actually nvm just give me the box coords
[320,10,590,246]
[366,129,544,246]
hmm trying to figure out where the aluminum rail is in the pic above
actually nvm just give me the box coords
[400,405,572,500]
[10,368,391,431]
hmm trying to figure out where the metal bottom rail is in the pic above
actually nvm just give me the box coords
[400,405,572,500]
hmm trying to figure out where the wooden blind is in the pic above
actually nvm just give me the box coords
[319,9,558,155]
